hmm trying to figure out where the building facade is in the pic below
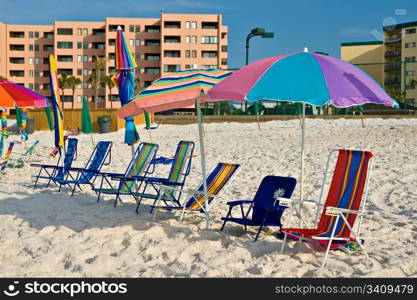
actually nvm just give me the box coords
[341,21,417,107]
[0,13,228,109]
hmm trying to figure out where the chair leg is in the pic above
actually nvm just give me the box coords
[220,206,233,231]
[254,225,264,242]
[340,213,369,260]
[319,215,339,270]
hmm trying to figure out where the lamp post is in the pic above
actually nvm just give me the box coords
[245,27,274,112]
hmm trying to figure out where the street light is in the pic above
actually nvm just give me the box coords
[245,28,274,112]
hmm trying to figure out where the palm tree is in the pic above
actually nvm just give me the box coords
[0,76,7,80]
[103,73,116,108]
[58,73,69,99]
[89,55,107,108]
[66,76,82,109]
[409,78,417,89]
[134,76,141,95]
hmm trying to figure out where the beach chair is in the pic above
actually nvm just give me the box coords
[134,140,195,212]
[220,176,297,241]
[0,142,15,174]
[279,149,373,269]
[31,138,78,188]
[152,163,240,221]
[8,140,40,168]
[93,142,159,207]
[53,141,112,196]
[144,118,162,130]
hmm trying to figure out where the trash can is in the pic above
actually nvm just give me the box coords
[97,115,111,133]
[27,118,35,134]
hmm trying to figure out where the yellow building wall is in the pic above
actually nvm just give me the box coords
[341,44,384,86]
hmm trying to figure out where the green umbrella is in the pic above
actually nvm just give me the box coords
[45,106,54,130]
[15,107,22,130]
[81,97,94,133]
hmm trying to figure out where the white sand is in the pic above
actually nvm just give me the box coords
[0,118,416,278]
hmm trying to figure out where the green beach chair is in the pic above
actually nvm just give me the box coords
[8,140,40,168]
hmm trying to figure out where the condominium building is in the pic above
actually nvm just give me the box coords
[0,13,228,109]
[341,21,417,107]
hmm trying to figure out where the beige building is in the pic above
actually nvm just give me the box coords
[341,21,417,107]
[0,13,228,109]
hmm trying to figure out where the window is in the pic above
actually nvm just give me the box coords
[221,45,228,52]
[77,69,82,75]
[83,42,88,49]
[57,28,73,35]
[145,26,160,32]
[164,50,180,58]
[77,96,83,103]
[135,25,140,32]
[108,39,116,46]
[202,22,218,29]
[221,58,228,65]
[29,57,34,65]
[191,36,197,44]
[83,55,88,62]
[9,44,25,51]
[44,32,54,39]
[58,69,73,75]
[34,83,39,90]
[92,42,105,49]
[185,64,191,70]
[29,44,34,51]
[34,70,39,78]
[98,96,105,103]
[29,70,34,77]
[163,64,181,72]
[83,82,88,89]
[10,70,25,77]
[185,36,190,44]
[109,53,116,60]
[43,58,49,64]
[42,84,49,90]
[108,67,116,73]
[405,28,416,34]
[83,28,88,36]
[135,53,140,60]
[34,45,39,51]
[83,69,88,76]
[405,56,416,62]
[44,45,54,51]
[29,83,34,89]
[164,21,181,29]
[129,39,134,46]
[202,65,217,69]
[145,53,161,60]
[93,29,105,36]
[43,70,50,77]
[35,32,39,38]
[202,51,217,58]
[201,36,218,44]
[135,39,140,47]
[57,42,73,49]
[405,42,416,48]
[9,57,25,64]
[145,67,160,74]
[77,42,82,49]
[406,70,415,76]
[77,55,82,62]
[191,50,197,58]
[57,55,73,62]
[129,25,135,32]
[77,28,82,36]
[185,50,190,58]
[62,95,73,102]
[9,31,24,38]
[191,21,197,29]
[144,39,160,46]
[164,36,181,43]
[29,31,34,38]
[185,21,190,29]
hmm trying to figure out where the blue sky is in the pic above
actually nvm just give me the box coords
[1,0,417,68]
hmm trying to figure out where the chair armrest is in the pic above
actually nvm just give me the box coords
[279,198,323,207]
[160,185,218,198]
[325,206,366,216]
[98,172,125,178]
[226,200,253,206]
[111,176,135,181]
[134,176,167,183]
[30,163,57,168]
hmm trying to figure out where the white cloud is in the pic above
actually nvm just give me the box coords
[340,26,372,37]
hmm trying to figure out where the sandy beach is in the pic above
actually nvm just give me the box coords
[0,118,416,278]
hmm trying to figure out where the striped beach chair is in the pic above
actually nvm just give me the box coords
[31,138,78,188]
[93,142,159,207]
[152,163,240,221]
[53,141,112,196]
[0,142,15,174]
[9,140,40,168]
[280,149,374,269]
[134,140,195,213]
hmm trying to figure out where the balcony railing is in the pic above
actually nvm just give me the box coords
[384,78,401,85]
[384,63,402,72]
[385,33,402,43]
[385,50,401,58]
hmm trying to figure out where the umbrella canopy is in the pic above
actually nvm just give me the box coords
[117,69,233,117]
[207,52,398,108]
[0,80,48,108]
[114,27,139,145]
[48,55,65,149]
[81,97,94,133]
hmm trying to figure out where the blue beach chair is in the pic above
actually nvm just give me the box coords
[133,140,195,213]
[221,176,297,241]
[31,138,78,188]
[152,163,240,221]
[93,142,159,207]
[53,141,112,196]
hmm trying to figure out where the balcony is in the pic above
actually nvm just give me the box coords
[164,21,180,29]
[9,31,25,38]
[385,33,402,44]
[164,36,181,43]
[385,50,401,58]
[9,57,25,64]
[384,78,401,85]
[9,44,25,51]
[384,63,401,72]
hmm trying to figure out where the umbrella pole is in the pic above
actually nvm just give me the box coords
[131,144,139,195]
[196,96,210,229]
[360,112,365,127]
[299,102,306,227]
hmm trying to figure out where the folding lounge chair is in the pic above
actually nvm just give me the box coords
[144,118,162,130]
[53,141,112,196]
[220,176,297,241]
[134,140,195,213]
[0,142,15,174]
[9,140,40,168]
[31,138,78,188]
[152,163,240,221]
[93,142,159,207]
[279,149,374,269]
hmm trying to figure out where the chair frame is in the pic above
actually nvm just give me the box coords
[280,149,374,270]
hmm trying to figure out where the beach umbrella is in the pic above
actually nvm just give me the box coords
[117,69,233,228]
[81,97,94,133]
[0,80,48,108]
[48,55,65,154]
[0,108,8,157]
[207,50,398,219]
[20,108,28,142]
